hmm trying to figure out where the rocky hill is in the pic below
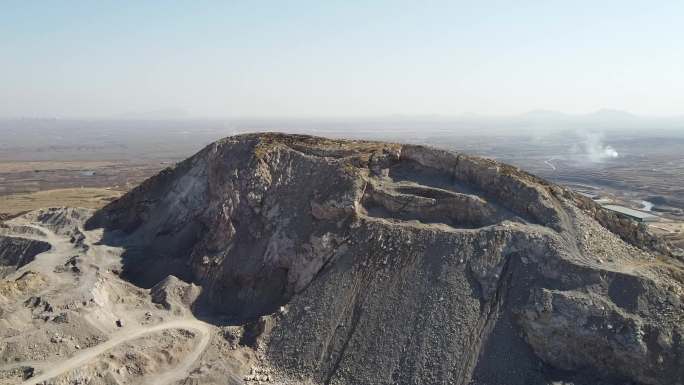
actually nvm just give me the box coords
[0,134,636,385]
[1,133,678,385]
[79,133,683,385]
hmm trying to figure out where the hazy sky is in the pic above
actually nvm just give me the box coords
[1,1,683,118]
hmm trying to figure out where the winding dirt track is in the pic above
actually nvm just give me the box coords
[21,319,211,385]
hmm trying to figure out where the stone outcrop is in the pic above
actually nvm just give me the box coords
[0,235,50,278]
[87,133,684,385]
[150,275,201,315]
[571,194,672,256]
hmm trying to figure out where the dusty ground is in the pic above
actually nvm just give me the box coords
[0,208,257,385]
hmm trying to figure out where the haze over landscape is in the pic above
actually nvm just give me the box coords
[1,2,684,385]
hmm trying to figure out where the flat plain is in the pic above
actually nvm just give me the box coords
[0,187,122,216]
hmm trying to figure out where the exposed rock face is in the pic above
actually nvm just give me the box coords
[87,133,684,385]
[0,235,51,278]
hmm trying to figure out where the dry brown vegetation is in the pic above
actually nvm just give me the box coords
[0,188,122,215]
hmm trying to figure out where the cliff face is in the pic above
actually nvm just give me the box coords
[0,235,51,278]
[87,133,684,385]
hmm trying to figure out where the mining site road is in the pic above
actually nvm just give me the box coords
[21,319,212,385]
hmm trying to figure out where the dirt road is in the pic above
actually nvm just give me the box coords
[21,319,212,385]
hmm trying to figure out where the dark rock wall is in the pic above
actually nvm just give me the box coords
[0,235,51,278]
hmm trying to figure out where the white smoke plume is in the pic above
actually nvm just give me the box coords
[571,131,619,163]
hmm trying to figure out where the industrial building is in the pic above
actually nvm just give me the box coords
[602,204,660,223]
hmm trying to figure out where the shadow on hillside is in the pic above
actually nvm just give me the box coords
[93,223,290,326]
